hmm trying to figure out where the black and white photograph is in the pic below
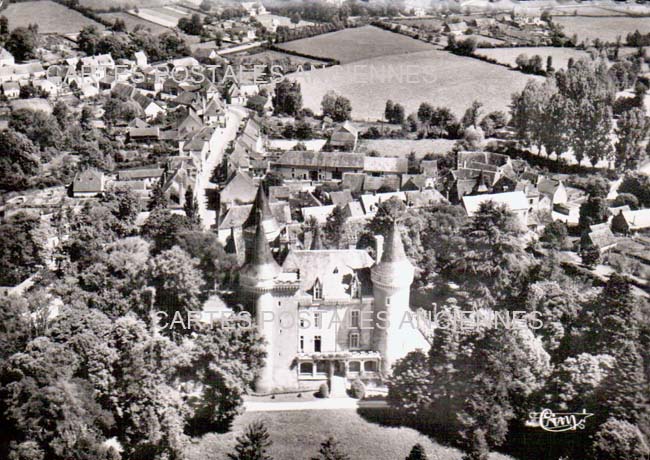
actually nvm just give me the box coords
[0,0,649,458]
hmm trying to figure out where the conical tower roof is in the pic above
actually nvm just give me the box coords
[371,220,414,288]
[242,210,281,283]
[381,220,408,264]
[244,185,279,237]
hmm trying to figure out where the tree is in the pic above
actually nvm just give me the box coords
[141,207,195,253]
[385,100,394,123]
[112,18,126,32]
[148,246,203,333]
[615,107,649,171]
[323,205,346,249]
[580,240,601,268]
[612,193,639,210]
[405,444,428,460]
[540,220,570,250]
[178,13,204,35]
[619,173,650,207]
[176,231,237,290]
[77,25,101,56]
[321,91,352,122]
[228,421,273,460]
[446,201,531,307]
[6,27,36,61]
[273,80,303,116]
[0,130,39,191]
[184,322,265,433]
[579,196,609,231]
[148,178,169,211]
[590,418,650,460]
[311,437,350,460]
[183,186,201,226]
[0,16,9,36]
[461,100,483,128]
[479,111,507,137]
[0,212,44,285]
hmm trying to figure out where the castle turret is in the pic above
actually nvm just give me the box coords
[371,220,422,374]
[240,213,281,392]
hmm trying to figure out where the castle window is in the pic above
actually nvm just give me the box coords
[364,361,377,372]
[314,335,322,353]
[349,333,359,349]
[348,361,360,373]
[314,312,322,328]
[351,276,360,299]
[313,280,322,300]
[350,310,359,328]
[386,297,391,306]
[299,362,313,374]
[299,336,304,352]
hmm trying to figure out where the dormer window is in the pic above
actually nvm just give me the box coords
[313,279,322,300]
[350,275,361,299]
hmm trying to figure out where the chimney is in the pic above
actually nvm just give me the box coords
[374,234,384,262]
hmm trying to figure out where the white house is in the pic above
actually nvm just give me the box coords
[462,191,529,228]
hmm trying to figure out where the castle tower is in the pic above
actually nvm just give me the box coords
[240,212,281,393]
[371,221,421,375]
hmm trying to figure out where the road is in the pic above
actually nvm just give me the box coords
[195,106,248,230]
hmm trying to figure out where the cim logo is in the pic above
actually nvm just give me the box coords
[527,409,594,432]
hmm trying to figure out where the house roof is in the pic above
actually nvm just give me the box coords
[219,202,290,230]
[275,151,364,169]
[301,205,336,224]
[220,170,257,204]
[587,225,617,249]
[462,191,529,216]
[117,168,164,180]
[330,190,353,207]
[621,209,650,230]
[73,168,104,193]
[363,156,408,174]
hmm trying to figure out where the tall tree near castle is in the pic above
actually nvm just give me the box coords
[228,421,273,460]
[184,185,201,226]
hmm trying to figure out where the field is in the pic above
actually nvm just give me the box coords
[79,0,167,9]
[98,12,171,34]
[185,409,514,460]
[244,49,329,66]
[276,25,436,63]
[2,0,104,34]
[287,48,540,120]
[132,6,199,28]
[553,16,650,43]
[475,46,591,70]
[359,139,457,159]
[394,17,444,30]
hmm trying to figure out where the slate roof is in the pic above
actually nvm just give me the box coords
[275,151,364,169]
[363,156,408,174]
[282,249,374,299]
[462,191,529,216]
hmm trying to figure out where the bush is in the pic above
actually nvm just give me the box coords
[318,383,329,398]
[350,378,365,399]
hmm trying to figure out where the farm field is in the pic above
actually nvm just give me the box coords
[475,46,591,70]
[132,6,198,28]
[244,49,329,67]
[394,17,444,29]
[185,409,514,460]
[2,0,104,34]
[466,34,506,45]
[287,49,541,120]
[276,25,436,63]
[553,16,650,43]
[98,12,171,34]
[359,139,457,159]
[79,0,167,9]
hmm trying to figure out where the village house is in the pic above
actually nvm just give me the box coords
[611,209,650,235]
[2,81,20,99]
[72,169,106,198]
[582,223,617,253]
[328,122,358,152]
[462,191,529,228]
[0,48,15,66]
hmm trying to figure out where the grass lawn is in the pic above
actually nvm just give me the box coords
[553,16,650,44]
[244,49,329,66]
[3,0,104,34]
[288,49,541,120]
[276,25,436,63]
[475,46,592,70]
[185,409,515,460]
[98,11,170,34]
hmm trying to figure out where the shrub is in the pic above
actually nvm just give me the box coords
[350,378,365,399]
[318,383,329,398]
